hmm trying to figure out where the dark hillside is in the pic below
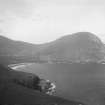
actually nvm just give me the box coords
[0,36,40,65]
[38,32,105,62]
[0,64,84,105]
[0,82,84,105]
[0,32,105,65]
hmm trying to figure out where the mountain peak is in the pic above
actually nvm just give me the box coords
[58,32,102,44]
[73,32,102,43]
[73,32,95,36]
[39,32,105,62]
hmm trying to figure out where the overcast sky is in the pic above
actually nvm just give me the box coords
[0,0,105,44]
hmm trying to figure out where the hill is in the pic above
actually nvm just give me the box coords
[0,36,40,65]
[0,36,39,56]
[0,64,84,105]
[38,32,105,63]
[0,32,105,65]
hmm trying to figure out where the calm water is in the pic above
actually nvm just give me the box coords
[12,63,105,105]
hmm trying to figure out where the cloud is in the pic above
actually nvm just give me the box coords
[0,0,105,43]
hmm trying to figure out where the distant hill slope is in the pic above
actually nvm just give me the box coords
[0,64,84,105]
[0,32,105,65]
[0,36,41,65]
[39,32,105,62]
[0,36,39,56]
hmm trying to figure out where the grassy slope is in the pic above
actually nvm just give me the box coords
[0,82,83,105]
[0,64,84,105]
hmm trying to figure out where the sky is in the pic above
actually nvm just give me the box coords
[0,0,105,44]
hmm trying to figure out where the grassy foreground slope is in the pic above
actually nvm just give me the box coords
[0,64,84,105]
[0,82,83,105]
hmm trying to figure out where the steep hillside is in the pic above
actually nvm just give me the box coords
[0,83,84,105]
[0,36,39,56]
[0,64,84,105]
[39,32,105,62]
[0,36,40,65]
[0,32,105,65]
